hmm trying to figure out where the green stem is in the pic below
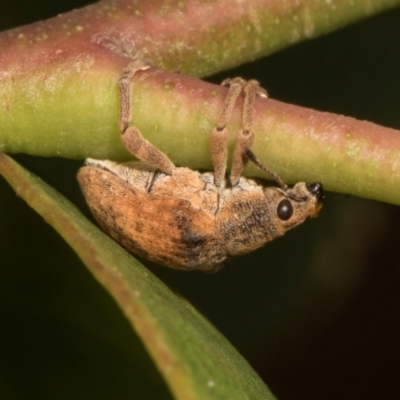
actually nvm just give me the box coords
[0,0,398,76]
[0,0,400,204]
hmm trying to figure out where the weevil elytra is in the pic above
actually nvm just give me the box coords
[77,60,323,272]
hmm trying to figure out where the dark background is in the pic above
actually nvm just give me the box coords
[1,1,400,399]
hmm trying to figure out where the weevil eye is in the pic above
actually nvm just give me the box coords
[277,199,293,221]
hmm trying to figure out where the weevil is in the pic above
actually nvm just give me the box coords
[77,60,323,272]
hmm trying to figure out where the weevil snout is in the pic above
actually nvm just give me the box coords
[306,182,324,218]
[306,182,324,201]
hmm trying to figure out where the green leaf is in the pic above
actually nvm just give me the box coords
[0,153,276,400]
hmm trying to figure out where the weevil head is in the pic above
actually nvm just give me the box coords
[263,181,324,234]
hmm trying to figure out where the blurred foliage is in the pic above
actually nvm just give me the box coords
[1,1,400,399]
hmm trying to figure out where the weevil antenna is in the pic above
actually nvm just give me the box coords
[244,149,288,191]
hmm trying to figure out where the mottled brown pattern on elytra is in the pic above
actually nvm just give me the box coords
[78,164,229,271]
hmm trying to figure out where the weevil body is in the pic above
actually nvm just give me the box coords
[78,61,323,272]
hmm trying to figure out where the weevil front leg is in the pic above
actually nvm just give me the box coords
[210,78,268,187]
[119,60,175,175]
[229,79,268,186]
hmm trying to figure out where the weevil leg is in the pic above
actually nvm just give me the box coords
[211,78,245,187]
[119,60,175,175]
[229,80,268,186]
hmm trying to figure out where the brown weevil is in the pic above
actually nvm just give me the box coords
[77,60,323,272]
